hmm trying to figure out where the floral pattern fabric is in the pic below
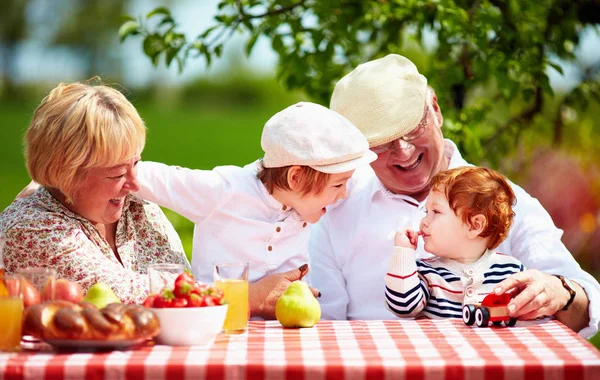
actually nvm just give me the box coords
[0,187,190,304]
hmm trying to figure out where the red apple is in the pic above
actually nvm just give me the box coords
[42,278,84,303]
[6,277,40,307]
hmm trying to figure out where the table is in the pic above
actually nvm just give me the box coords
[1,319,598,380]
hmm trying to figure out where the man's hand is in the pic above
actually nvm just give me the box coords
[494,269,590,332]
[394,228,419,250]
[248,264,320,320]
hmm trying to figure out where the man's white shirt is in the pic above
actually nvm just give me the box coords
[308,139,600,338]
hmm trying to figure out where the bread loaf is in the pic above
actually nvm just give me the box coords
[23,301,160,341]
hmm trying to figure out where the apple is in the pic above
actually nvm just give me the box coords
[41,278,84,303]
[6,277,40,307]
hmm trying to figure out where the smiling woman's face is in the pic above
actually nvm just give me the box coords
[66,155,141,226]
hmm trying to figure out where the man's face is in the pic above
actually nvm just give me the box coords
[369,100,446,201]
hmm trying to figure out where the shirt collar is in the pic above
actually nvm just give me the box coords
[437,249,496,276]
[248,160,302,219]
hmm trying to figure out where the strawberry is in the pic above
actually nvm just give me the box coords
[153,289,176,308]
[201,295,216,307]
[174,270,194,285]
[187,293,203,307]
[172,297,188,308]
[174,280,194,299]
[143,293,158,308]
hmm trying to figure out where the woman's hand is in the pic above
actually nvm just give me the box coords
[248,264,320,320]
[394,228,419,250]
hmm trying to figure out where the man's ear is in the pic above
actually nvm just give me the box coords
[286,166,303,191]
[429,87,444,127]
[467,214,487,239]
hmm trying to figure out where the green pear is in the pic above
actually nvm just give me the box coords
[83,282,121,309]
[276,281,321,328]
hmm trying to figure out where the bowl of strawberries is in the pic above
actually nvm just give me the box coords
[143,270,227,346]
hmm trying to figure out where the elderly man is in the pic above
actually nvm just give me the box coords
[309,54,600,338]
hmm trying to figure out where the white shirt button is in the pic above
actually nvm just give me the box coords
[465,268,475,277]
[465,287,474,297]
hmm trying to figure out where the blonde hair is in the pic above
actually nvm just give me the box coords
[25,80,146,202]
[430,166,516,250]
[257,165,330,196]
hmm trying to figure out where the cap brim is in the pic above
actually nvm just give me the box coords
[309,150,378,174]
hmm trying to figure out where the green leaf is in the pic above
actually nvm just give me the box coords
[143,34,166,65]
[146,6,171,19]
[165,47,180,67]
[548,61,564,75]
[158,16,175,28]
[214,44,223,57]
[119,21,140,42]
[120,15,136,22]
[245,33,260,56]
[199,25,219,39]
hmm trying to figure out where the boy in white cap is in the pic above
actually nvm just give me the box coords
[135,102,376,317]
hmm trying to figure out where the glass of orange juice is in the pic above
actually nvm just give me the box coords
[214,263,249,334]
[0,274,24,352]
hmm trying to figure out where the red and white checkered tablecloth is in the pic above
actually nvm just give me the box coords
[1,319,598,380]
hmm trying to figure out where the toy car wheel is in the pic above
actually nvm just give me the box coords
[475,307,490,327]
[505,318,517,327]
[463,305,476,325]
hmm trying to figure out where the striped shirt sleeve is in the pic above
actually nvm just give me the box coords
[385,246,428,317]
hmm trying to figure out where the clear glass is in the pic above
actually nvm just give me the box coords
[0,274,24,352]
[214,262,249,334]
[148,263,185,294]
[18,267,55,350]
[18,267,56,303]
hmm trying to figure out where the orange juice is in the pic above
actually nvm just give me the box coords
[0,297,23,351]
[215,279,249,333]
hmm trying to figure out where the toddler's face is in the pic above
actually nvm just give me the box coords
[292,170,354,224]
[419,190,479,262]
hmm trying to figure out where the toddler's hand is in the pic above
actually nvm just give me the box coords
[394,228,419,249]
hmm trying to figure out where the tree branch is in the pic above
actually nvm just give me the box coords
[240,0,307,20]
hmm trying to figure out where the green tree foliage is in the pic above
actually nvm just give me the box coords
[120,0,600,166]
[51,0,129,79]
[0,0,28,98]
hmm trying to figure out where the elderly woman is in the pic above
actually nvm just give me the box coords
[0,81,189,304]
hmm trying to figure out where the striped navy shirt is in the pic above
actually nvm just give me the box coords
[385,248,525,319]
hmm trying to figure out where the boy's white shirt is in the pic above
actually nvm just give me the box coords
[135,160,310,284]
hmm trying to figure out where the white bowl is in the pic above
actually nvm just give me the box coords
[151,305,228,346]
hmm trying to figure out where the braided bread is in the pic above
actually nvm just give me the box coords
[23,301,160,341]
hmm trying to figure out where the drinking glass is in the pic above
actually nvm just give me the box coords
[19,267,56,303]
[148,263,185,294]
[18,267,55,350]
[0,274,24,352]
[214,262,249,334]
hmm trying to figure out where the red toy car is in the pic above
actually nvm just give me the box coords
[462,293,517,327]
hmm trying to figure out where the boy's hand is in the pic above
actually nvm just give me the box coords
[394,228,419,250]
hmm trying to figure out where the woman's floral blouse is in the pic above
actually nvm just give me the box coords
[0,187,190,304]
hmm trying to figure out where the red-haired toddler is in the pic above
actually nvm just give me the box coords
[385,166,525,318]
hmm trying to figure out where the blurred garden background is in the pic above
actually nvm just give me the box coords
[1,0,599,342]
